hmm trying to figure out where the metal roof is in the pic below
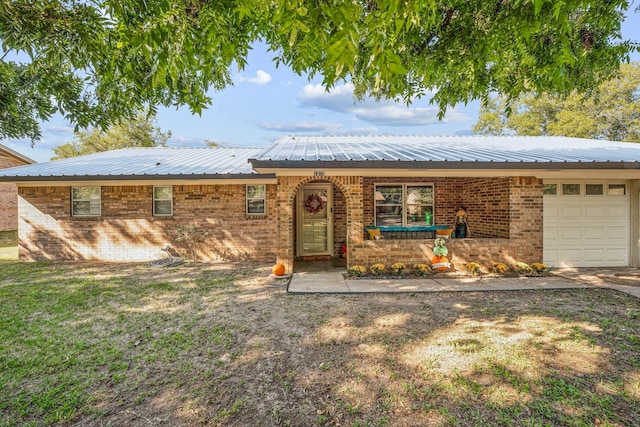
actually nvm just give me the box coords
[250,135,640,168]
[0,147,265,181]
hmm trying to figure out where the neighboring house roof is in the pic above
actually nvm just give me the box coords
[0,143,36,165]
[250,135,640,170]
[0,147,270,182]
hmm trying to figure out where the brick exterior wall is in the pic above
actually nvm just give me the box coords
[0,155,28,231]
[353,176,543,270]
[17,184,277,261]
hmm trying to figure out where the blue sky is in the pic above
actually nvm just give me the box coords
[5,9,640,162]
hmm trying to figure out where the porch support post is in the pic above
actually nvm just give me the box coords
[276,176,299,274]
[346,176,364,268]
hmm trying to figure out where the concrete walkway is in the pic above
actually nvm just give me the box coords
[286,268,640,298]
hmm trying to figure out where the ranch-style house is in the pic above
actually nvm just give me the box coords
[0,135,639,273]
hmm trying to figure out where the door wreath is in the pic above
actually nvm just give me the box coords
[304,193,324,214]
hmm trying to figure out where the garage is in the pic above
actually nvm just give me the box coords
[543,181,629,267]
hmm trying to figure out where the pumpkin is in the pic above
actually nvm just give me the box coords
[431,255,450,271]
[272,263,286,276]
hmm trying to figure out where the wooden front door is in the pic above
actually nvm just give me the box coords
[298,183,333,257]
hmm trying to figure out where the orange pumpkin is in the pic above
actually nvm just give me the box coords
[431,256,450,271]
[272,263,286,276]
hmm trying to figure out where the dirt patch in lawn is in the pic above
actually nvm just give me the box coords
[0,261,639,427]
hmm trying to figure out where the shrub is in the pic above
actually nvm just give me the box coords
[466,262,482,276]
[515,262,533,274]
[413,263,432,277]
[175,224,209,260]
[391,262,406,275]
[370,264,386,276]
[492,262,509,274]
[348,265,367,277]
[531,263,550,274]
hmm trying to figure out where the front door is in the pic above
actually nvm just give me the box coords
[298,183,333,256]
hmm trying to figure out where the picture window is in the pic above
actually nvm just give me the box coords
[375,184,434,227]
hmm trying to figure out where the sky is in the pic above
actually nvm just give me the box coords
[4,8,640,163]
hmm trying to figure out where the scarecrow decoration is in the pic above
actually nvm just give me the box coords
[452,206,470,238]
[431,238,451,271]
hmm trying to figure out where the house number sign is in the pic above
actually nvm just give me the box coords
[313,171,326,177]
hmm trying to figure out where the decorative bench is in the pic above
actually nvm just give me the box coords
[365,225,452,240]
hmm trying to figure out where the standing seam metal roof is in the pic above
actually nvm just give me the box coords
[252,135,640,164]
[0,147,263,179]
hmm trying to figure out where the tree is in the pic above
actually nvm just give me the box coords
[1,0,637,141]
[473,62,640,142]
[52,113,170,159]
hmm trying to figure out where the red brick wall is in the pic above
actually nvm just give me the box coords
[362,177,511,238]
[354,176,543,270]
[17,184,277,261]
[0,156,27,231]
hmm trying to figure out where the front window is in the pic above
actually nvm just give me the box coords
[246,184,266,215]
[153,186,173,216]
[72,187,101,217]
[375,184,434,227]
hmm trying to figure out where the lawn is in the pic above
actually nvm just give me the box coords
[0,230,17,260]
[0,262,639,427]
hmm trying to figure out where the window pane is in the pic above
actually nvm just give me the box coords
[407,186,433,204]
[154,186,172,199]
[543,184,557,195]
[72,201,91,216]
[247,185,265,199]
[247,200,265,214]
[585,184,603,195]
[154,200,172,215]
[608,184,626,196]
[376,206,402,226]
[73,186,100,200]
[375,186,402,205]
[562,184,580,195]
[406,205,432,226]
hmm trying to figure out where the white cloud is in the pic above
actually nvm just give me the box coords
[259,121,344,133]
[237,70,272,85]
[298,83,470,127]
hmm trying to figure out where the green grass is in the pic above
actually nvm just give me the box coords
[0,230,17,260]
[0,262,639,426]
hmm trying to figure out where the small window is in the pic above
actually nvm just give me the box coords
[585,184,603,196]
[608,184,626,196]
[543,184,557,195]
[562,183,581,196]
[246,184,266,215]
[72,187,101,217]
[153,186,173,216]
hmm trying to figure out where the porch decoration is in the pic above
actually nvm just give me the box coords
[370,263,386,276]
[304,193,324,214]
[272,263,286,276]
[391,262,406,275]
[413,263,432,276]
[452,206,470,238]
[431,238,451,271]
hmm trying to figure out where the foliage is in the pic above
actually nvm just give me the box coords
[52,113,170,159]
[531,263,551,274]
[492,262,509,274]
[391,262,406,275]
[474,62,640,142]
[0,0,636,141]
[347,265,367,277]
[370,264,386,276]
[174,224,209,261]
[413,263,432,277]
[465,262,482,276]
[515,262,534,275]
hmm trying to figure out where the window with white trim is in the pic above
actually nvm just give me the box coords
[153,186,173,216]
[375,184,434,227]
[72,186,101,217]
[246,184,266,215]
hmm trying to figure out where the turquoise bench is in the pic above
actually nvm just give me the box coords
[365,225,451,240]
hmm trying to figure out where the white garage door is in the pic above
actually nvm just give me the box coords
[543,181,629,267]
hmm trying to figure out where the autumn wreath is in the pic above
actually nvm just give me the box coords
[304,193,324,214]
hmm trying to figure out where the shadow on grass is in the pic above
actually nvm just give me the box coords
[0,261,639,427]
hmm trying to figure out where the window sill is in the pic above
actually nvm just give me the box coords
[153,216,174,221]
[72,216,102,221]
[246,214,268,220]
